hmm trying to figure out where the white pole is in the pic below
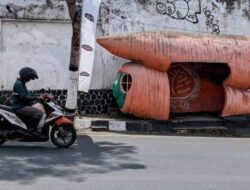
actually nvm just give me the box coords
[65,70,78,112]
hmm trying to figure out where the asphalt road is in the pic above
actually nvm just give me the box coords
[0,132,250,190]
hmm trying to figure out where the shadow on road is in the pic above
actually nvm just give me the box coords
[0,135,146,184]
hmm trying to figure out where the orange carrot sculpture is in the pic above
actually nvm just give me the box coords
[97,31,250,119]
[118,63,170,120]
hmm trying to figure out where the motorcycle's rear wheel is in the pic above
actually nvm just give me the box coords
[0,136,6,145]
[50,125,76,148]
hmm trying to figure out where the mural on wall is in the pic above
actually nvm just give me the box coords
[156,0,201,23]
[168,64,200,112]
[155,0,221,34]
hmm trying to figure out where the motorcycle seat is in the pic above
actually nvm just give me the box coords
[0,104,15,113]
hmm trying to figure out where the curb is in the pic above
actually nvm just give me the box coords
[74,114,250,137]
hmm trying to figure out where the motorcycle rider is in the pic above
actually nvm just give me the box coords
[12,67,45,135]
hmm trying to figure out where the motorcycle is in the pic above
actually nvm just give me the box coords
[0,89,77,148]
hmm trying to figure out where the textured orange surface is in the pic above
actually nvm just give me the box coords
[97,31,250,87]
[97,31,250,117]
[222,86,250,116]
[119,63,170,120]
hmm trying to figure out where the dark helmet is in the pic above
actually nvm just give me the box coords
[19,67,38,81]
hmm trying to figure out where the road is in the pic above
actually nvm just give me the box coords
[0,132,250,190]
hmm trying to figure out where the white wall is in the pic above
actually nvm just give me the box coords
[0,20,72,90]
[0,0,250,90]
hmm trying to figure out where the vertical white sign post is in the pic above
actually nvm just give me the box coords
[78,0,102,92]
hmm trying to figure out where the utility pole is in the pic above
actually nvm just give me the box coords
[65,0,81,113]
[65,0,102,113]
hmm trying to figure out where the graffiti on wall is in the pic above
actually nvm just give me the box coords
[203,7,220,35]
[0,2,67,20]
[155,0,221,34]
[156,0,202,23]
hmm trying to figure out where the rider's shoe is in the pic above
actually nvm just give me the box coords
[28,128,41,136]
[31,131,42,136]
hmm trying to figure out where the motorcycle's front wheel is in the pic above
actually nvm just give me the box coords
[0,136,6,145]
[50,125,76,148]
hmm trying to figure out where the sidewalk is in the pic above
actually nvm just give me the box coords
[74,114,250,137]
